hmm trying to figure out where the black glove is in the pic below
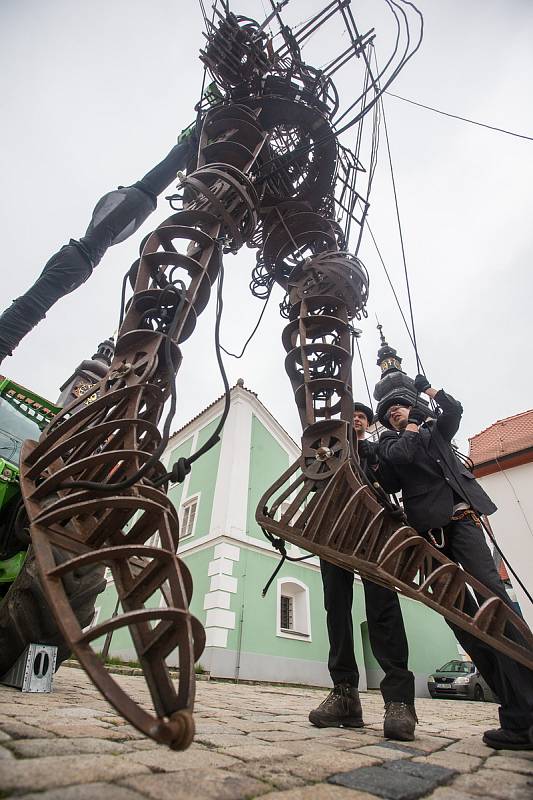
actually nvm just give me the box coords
[407,407,428,426]
[358,439,370,458]
[414,374,431,393]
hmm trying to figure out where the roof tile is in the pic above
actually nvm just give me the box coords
[469,408,533,465]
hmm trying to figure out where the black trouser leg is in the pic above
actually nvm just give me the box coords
[320,559,359,687]
[362,579,415,704]
[444,519,533,732]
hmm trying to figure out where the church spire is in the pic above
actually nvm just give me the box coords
[373,321,431,422]
[376,321,403,376]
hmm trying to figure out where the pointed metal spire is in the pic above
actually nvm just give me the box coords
[373,321,432,424]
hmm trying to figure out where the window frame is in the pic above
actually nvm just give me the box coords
[276,577,312,641]
[180,493,200,540]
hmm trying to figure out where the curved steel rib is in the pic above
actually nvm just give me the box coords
[19,103,268,748]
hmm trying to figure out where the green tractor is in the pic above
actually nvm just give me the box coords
[0,375,107,676]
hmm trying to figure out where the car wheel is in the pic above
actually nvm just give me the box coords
[474,684,485,702]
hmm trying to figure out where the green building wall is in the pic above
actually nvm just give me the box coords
[92,399,459,693]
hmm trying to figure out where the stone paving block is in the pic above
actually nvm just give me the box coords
[121,739,174,750]
[253,730,323,743]
[453,767,533,799]
[401,734,454,753]
[0,744,15,758]
[5,736,130,758]
[484,755,533,775]
[50,706,106,719]
[0,702,32,715]
[424,788,480,800]
[132,746,239,771]
[195,722,247,735]
[42,723,131,740]
[329,764,443,800]
[280,742,342,758]
[218,742,293,761]
[287,752,379,782]
[413,752,482,773]
[232,760,308,791]
[445,737,495,758]
[259,785,376,799]
[0,754,150,792]
[1,720,56,739]
[98,715,128,725]
[17,783,148,800]
[384,758,456,784]
[492,748,533,761]
[120,767,269,799]
[354,744,412,761]
[378,741,427,756]
[0,729,11,741]
[194,732,253,747]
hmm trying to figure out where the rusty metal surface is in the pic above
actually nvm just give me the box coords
[19,101,268,748]
[17,1,532,751]
[257,459,533,671]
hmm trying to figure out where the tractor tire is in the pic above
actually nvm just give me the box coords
[0,545,106,675]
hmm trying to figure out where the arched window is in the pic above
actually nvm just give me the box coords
[277,578,311,640]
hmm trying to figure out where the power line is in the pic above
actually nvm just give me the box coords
[385,91,533,143]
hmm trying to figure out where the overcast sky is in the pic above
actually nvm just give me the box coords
[1,0,532,452]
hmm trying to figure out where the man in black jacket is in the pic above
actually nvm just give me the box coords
[378,378,533,751]
[309,403,417,740]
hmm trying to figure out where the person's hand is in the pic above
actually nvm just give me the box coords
[358,439,370,458]
[414,374,431,393]
[407,407,427,426]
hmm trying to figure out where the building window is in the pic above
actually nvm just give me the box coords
[181,496,198,539]
[277,578,311,640]
[280,595,294,630]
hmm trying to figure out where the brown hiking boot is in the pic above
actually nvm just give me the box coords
[383,701,418,741]
[309,683,364,728]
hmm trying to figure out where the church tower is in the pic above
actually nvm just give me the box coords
[373,323,431,423]
[57,338,115,407]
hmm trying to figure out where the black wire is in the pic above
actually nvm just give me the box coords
[260,527,313,597]
[386,91,533,143]
[118,270,130,328]
[364,216,426,375]
[479,516,533,607]
[186,251,231,466]
[220,288,272,359]
[377,75,421,374]
[353,331,374,411]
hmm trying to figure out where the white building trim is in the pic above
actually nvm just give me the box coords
[167,385,300,461]
[204,543,241,648]
[209,395,253,538]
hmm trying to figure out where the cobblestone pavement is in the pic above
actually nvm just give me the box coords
[1,667,532,800]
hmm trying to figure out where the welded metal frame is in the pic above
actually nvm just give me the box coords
[18,0,532,752]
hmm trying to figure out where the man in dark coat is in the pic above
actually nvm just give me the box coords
[378,377,533,751]
[309,403,417,741]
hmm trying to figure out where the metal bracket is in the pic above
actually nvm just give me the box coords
[0,643,57,692]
